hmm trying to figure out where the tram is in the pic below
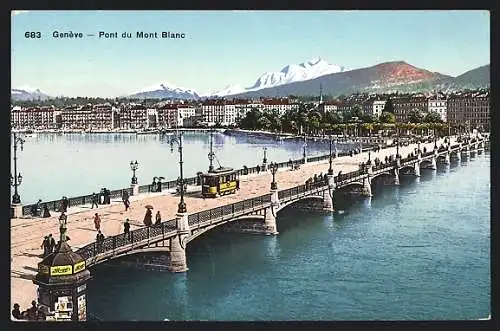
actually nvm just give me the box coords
[201,167,240,198]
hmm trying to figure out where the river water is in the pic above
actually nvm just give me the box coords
[15,132,490,320]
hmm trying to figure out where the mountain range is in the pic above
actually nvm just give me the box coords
[11,87,51,101]
[11,59,489,101]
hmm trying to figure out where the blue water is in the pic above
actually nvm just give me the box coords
[85,151,490,320]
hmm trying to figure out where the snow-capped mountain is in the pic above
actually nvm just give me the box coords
[209,57,346,97]
[247,57,345,91]
[128,82,200,100]
[11,86,51,101]
[208,84,246,97]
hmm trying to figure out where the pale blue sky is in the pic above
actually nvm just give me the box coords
[11,10,490,97]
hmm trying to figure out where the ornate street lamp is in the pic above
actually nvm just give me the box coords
[208,129,215,172]
[263,147,267,164]
[396,126,400,158]
[170,131,187,213]
[58,212,68,243]
[303,134,307,161]
[328,135,333,175]
[269,162,278,190]
[11,132,25,204]
[129,160,139,184]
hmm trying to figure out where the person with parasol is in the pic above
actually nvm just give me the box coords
[143,205,153,226]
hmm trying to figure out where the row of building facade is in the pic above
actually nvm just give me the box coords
[11,91,490,131]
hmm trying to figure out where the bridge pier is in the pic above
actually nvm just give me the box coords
[264,189,279,235]
[452,150,461,161]
[461,146,470,158]
[393,167,400,186]
[362,165,372,197]
[443,152,450,165]
[168,212,190,272]
[414,157,421,177]
[429,156,437,170]
[322,174,335,211]
[477,142,483,154]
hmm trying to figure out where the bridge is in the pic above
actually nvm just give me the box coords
[73,137,488,272]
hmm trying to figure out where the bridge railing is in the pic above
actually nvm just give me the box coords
[75,218,178,261]
[187,194,272,226]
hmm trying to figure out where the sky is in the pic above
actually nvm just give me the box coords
[11,10,490,98]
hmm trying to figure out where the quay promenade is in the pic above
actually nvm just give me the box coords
[11,137,461,309]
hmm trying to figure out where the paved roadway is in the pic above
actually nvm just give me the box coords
[10,137,454,311]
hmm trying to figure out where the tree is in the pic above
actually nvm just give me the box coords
[239,107,262,130]
[424,111,443,123]
[408,109,425,123]
[382,98,394,113]
[379,111,395,124]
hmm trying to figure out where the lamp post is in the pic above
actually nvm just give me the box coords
[170,131,187,213]
[396,125,400,158]
[129,160,139,185]
[303,134,307,161]
[434,134,437,150]
[11,132,25,204]
[208,129,215,172]
[328,135,333,175]
[270,162,278,190]
[58,211,68,243]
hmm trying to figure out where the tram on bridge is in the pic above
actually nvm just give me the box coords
[200,167,239,198]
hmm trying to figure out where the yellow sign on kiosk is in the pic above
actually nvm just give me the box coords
[50,265,72,276]
[73,261,86,273]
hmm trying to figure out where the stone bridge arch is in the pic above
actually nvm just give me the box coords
[399,165,418,176]
[419,159,434,167]
[371,172,395,187]
[186,213,266,245]
[334,181,364,194]
[276,195,325,213]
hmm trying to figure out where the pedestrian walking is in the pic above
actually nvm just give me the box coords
[12,303,21,320]
[96,230,105,252]
[93,213,101,231]
[48,234,56,254]
[42,204,51,218]
[124,218,131,240]
[26,301,38,321]
[155,211,162,225]
[41,236,49,257]
[122,190,130,211]
[91,192,99,209]
[144,208,153,226]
